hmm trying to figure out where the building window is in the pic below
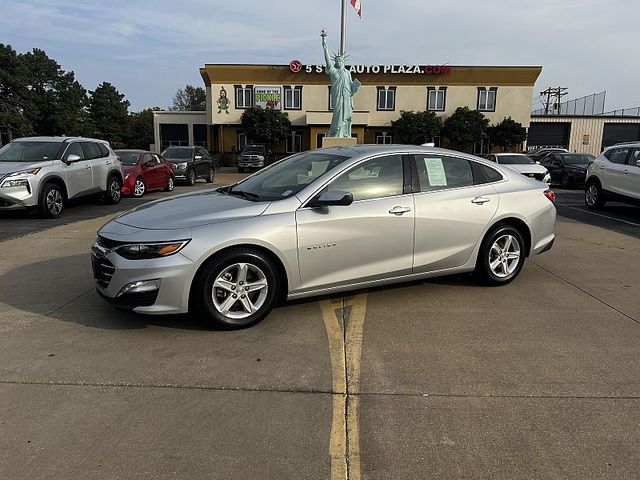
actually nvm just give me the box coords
[376,132,393,144]
[235,84,253,109]
[473,137,490,155]
[377,87,396,111]
[284,86,302,110]
[317,133,326,148]
[286,131,302,153]
[328,86,333,111]
[477,87,497,112]
[427,87,446,111]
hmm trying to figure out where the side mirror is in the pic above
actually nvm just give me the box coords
[145,160,155,167]
[194,155,202,160]
[535,161,540,165]
[636,159,640,168]
[65,154,81,164]
[310,190,353,208]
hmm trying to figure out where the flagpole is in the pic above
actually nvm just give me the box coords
[340,0,347,55]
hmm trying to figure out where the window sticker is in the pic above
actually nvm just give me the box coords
[424,157,447,186]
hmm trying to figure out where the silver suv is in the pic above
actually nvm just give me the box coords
[585,142,640,209]
[0,136,123,218]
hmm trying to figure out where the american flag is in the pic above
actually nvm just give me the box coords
[351,0,362,17]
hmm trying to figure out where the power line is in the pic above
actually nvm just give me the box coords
[540,87,569,115]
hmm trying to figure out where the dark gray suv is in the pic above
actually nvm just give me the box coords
[161,146,215,186]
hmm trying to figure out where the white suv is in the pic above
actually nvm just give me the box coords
[585,142,640,209]
[0,136,123,218]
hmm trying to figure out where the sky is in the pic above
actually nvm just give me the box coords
[3,0,639,112]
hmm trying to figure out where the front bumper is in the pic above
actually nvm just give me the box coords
[238,160,265,168]
[91,240,197,314]
[0,182,38,210]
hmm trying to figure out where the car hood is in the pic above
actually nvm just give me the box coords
[0,160,52,177]
[122,165,139,175]
[114,190,270,230]
[501,163,548,174]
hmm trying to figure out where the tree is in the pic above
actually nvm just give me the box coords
[391,110,443,145]
[88,82,130,148]
[488,117,527,152]
[442,107,489,151]
[0,44,30,139]
[127,107,161,150]
[170,85,206,111]
[20,48,89,137]
[241,107,291,149]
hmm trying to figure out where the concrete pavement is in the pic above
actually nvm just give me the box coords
[1,188,639,479]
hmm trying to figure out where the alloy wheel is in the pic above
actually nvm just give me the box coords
[211,263,269,320]
[134,179,145,197]
[167,177,174,191]
[110,178,121,202]
[488,234,521,278]
[46,188,63,216]
[585,184,598,207]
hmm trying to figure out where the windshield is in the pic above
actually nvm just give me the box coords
[563,154,593,165]
[226,151,351,201]
[162,147,191,159]
[117,152,140,166]
[497,155,534,165]
[0,142,66,162]
[242,146,264,154]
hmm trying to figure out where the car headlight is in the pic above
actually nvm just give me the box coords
[176,162,188,169]
[257,156,264,161]
[124,173,131,181]
[1,179,30,188]
[114,240,190,260]
[6,168,41,177]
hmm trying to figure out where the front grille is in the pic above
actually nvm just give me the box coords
[98,235,125,249]
[91,248,116,288]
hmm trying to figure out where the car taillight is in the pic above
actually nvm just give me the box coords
[543,189,555,203]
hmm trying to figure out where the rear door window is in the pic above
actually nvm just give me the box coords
[415,155,474,191]
[81,142,103,160]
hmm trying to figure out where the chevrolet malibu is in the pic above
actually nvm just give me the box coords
[92,145,556,328]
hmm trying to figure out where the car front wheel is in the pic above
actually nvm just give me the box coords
[206,167,214,183]
[133,178,145,197]
[39,183,65,218]
[165,176,175,192]
[585,180,605,210]
[474,225,526,285]
[191,248,279,329]
[187,169,196,186]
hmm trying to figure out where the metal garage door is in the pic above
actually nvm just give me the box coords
[527,122,571,149]
[602,123,640,148]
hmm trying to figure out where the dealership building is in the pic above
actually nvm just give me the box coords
[153,62,543,161]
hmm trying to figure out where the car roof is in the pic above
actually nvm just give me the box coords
[495,152,528,156]
[12,136,108,144]
[115,149,148,153]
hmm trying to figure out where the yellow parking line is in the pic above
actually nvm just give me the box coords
[320,294,368,480]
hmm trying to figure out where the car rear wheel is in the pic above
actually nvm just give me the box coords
[191,248,279,329]
[187,169,196,186]
[165,176,175,192]
[39,183,65,219]
[560,172,570,189]
[133,178,146,197]
[206,167,215,183]
[585,180,605,210]
[474,225,526,285]
[103,175,122,204]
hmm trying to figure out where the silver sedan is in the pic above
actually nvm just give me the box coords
[92,145,556,328]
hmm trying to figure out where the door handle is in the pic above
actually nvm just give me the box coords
[471,196,490,205]
[389,206,411,215]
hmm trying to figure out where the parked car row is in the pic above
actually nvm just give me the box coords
[0,136,218,218]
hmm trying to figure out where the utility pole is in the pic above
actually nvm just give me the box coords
[540,87,568,115]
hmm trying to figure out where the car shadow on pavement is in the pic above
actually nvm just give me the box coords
[0,253,312,332]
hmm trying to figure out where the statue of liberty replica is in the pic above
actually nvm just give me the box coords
[322,29,361,139]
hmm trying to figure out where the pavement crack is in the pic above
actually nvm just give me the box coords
[529,261,640,327]
[44,288,95,316]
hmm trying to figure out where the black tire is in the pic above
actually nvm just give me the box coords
[474,224,526,286]
[191,248,279,329]
[187,169,196,186]
[585,179,605,210]
[103,175,122,204]
[133,177,146,198]
[165,176,175,192]
[560,172,570,189]
[237,167,246,173]
[38,182,65,219]
[206,167,215,183]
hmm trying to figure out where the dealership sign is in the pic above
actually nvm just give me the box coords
[254,86,282,109]
[290,62,451,75]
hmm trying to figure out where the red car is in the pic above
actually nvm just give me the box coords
[116,150,175,197]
